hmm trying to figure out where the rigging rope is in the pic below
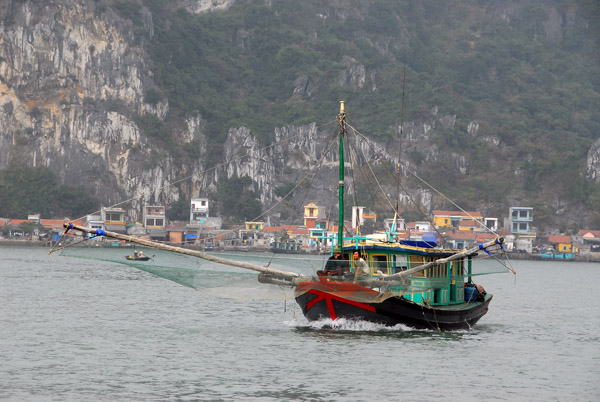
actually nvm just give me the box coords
[346,121,499,239]
[346,122,444,244]
[53,121,339,254]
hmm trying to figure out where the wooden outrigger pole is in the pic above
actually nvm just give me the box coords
[61,223,300,279]
[60,224,503,289]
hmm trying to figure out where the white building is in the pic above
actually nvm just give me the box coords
[190,198,209,223]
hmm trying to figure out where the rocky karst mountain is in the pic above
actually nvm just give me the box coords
[0,0,598,231]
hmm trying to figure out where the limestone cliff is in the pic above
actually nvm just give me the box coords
[0,0,596,230]
[0,0,160,211]
[586,138,600,183]
[0,0,452,221]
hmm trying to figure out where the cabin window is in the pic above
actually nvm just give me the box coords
[371,255,387,275]
[391,255,408,273]
[450,281,457,302]
[409,255,426,277]
[430,264,443,278]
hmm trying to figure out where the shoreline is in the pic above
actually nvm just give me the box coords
[2,239,599,263]
[501,252,600,263]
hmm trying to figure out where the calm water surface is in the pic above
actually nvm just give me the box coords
[1,246,598,401]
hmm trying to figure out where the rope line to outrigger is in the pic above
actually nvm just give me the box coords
[175,127,341,251]
[345,122,444,244]
[346,121,501,238]
[51,128,341,256]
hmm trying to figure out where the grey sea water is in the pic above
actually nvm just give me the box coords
[1,246,598,401]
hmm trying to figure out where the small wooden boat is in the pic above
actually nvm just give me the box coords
[125,255,150,261]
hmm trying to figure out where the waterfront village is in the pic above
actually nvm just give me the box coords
[2,197,600,262]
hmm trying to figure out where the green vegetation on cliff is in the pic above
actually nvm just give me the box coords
[125,0,599,227]
[0,164,99,219]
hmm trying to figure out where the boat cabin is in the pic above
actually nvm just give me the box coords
[341,242,472,306]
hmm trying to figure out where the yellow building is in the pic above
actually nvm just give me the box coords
[304,202,326,227]
[549,235,572,252]
[245,221,264,231]
[432,210,483,229]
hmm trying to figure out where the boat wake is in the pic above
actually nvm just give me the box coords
[286,317,413,332]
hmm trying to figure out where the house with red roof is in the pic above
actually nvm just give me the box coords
[548,235,573,253]
[458,219,479,231]
[578,229,600,246]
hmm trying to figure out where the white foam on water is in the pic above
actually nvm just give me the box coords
[285,317,412,332]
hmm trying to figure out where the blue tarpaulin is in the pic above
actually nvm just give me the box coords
[399,232,438,248]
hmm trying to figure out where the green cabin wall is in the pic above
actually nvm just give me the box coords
[356,249,467,306]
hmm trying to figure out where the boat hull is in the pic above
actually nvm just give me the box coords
[295,284,492,330]
[125,256,150,261]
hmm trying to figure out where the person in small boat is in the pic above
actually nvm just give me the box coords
[133,250,138,258]
[352,250,370,283]
[318,247,348,276]
[138,250,144,258]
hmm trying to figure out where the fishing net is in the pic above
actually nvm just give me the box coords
[56,244,322,301]
[54,238,511,304]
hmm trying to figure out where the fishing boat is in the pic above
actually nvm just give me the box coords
[288,102,502,330]
[59,102,510,331]
[293,241,496,330]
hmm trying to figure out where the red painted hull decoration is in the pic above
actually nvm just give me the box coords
[305,289,376,320]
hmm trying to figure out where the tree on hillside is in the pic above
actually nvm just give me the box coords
[167,197,191,222]
[217,175,262,223]
[0,164,99,219]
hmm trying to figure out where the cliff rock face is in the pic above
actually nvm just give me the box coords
[7,0,588,224]
[0,0,468,220]
[183,0,238,15]
[223,126,275,204]
[586,138,600,183]
[0,0,482,221]
[0,0,166,213]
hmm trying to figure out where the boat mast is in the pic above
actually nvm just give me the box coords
[337,101,346,248]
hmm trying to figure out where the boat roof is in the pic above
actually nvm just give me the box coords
[341,241,460,257]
